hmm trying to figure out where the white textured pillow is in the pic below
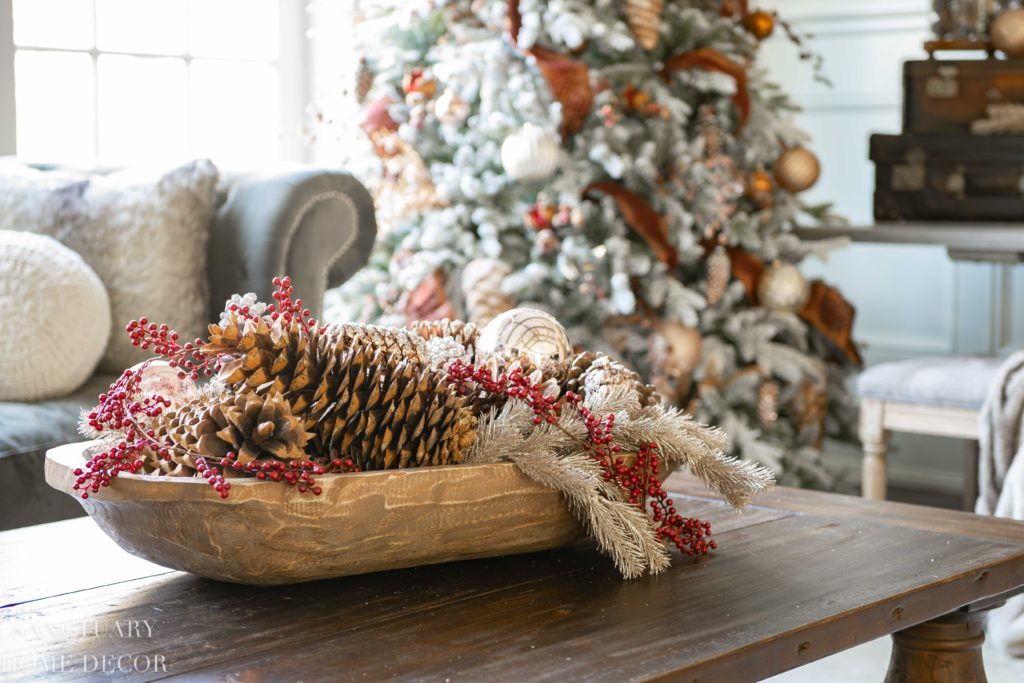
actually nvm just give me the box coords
[0,231,111,402]
[0,160,220,371]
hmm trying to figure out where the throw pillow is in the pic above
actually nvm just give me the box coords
[0,231,111,402]
[0,160,220,371]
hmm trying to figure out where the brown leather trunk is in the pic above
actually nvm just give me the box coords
[870,133,1024,221]
[903,58,1024,134]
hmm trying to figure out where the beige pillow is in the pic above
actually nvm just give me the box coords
[0,160,219,370]
[0,231,111,401]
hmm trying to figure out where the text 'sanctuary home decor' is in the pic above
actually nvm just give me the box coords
[47,277,773,584]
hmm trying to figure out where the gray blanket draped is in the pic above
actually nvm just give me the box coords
[976,351,1024,655]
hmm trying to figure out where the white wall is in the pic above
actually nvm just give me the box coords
[762,0,1024,494]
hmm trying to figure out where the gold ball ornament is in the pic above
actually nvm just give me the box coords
[743,10,775,41]
[773,147,820,194]
[757,261,810,313]
[649,322,703,379]
[991,9,1024,58]
[475,307,573,368]
[746,169,775,209]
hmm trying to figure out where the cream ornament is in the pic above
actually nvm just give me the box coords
[475,308,573,368]
[757,261,810,313]
[128,359,199,410]
[500,124,561,182]
[461,257,514,327]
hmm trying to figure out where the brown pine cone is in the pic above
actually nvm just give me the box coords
[158,389,313,467]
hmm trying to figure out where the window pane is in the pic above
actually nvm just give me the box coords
[15,50,95,164]
[97,55,188,165]
[13,0,94,49]
[96,0,187,55]
[189,0,278,61]
[190,60,279,164]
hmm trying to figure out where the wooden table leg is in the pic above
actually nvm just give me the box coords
[884,609,988,683]
[860,399,890,500]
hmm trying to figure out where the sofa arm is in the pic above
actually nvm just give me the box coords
[206,167,377,319]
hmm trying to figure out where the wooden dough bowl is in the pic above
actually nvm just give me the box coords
[45,442,586,586]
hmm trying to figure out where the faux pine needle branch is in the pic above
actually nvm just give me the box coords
[454,364,775,578]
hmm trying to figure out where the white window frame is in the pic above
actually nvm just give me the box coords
[0,0,310,163]
[0,0,15,156]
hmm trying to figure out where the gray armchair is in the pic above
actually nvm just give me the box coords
[0,165,376,530]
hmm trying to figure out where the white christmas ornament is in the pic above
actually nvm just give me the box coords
[476,307,573,368]
[500,123,561,182]
[129,359,199,410]
[757,262,810,313]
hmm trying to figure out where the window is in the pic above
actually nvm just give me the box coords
[9,0,307,166]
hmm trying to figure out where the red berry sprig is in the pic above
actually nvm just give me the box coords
[75,275,353,501]
[446,359,715,557]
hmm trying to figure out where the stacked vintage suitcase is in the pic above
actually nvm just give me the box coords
[872,3,1024,221]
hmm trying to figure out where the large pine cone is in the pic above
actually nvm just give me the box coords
[203,314,476,468]
[158,389,313,467]
[405,318,478,350]
[313,344,476,470]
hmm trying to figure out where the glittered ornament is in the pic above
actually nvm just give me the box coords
[774,147,820,194]
[706,246,731,306]
[649,322,702,379]
[434,89,470,126]
[461,258,514,327]
[501,124,561,182]
[525,200,557,230]
[475,308,573,368]
[625,0,665,51]
[128,359,199,410]
[757,261,810,313]
[992,9,1024,57]
[743,10,775,40]
[757,380,780,428]
[746,169,774,209]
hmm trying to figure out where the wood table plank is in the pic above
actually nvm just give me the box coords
[665,472,1024,546]
[0,517,170,609]
[3,503,1023,682]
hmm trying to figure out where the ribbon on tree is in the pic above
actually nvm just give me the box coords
[507,0,594,135]
[583,181,678,268]
[404,269,456,323]
[660,47,750,130]
[798,281,862,366]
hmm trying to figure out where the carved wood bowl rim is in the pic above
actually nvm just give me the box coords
[43,441,604,584]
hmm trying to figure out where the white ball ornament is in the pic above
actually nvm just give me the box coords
[128,359,199,410]
[475,307,573,368]
[500,123,561,182]
[757,261,811,313]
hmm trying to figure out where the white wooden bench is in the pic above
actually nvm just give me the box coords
[858,356,1003,509]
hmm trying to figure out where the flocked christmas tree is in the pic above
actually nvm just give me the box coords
[318,0,862,488]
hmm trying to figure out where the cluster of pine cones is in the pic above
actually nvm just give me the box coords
[142,313,659,478]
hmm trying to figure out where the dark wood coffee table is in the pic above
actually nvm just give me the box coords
[3,474,1024,682]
